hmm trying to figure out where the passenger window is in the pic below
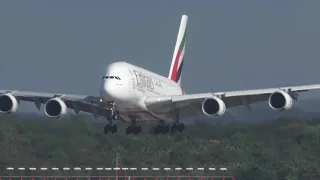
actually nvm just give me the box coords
[110,76,114,79]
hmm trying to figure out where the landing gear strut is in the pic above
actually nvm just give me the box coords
[170,109,185,133]
[126,119,142,135]
[104,101,118,134]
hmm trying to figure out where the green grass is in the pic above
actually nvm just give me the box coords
[0,115,319,179]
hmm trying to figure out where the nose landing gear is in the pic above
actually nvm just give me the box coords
[103,101,118,134]
[104,123,117,134]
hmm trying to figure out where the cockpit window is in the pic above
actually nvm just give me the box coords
[102,76,121,80]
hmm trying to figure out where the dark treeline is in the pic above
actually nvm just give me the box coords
[0,115,320,180]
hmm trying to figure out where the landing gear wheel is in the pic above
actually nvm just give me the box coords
[111,124,118,133]
[162,125,170,134]
[153,124,170,134]
[126,126,142,135]
[179,123,185,132]
[126,127,131,135]
[135,126,142,134]
[104,124,118,134]
[153,126,161,134]
[171,123,185,133]
[170,124,178,133]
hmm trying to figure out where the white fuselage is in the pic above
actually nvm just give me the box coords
[99,62,183,121]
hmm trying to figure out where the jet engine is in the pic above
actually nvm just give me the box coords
[201,97,226,117]
[268,90,293,111]
[0,93,19,114]
[44,97,67,118]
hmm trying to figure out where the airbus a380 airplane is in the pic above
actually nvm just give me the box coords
[1,15,320,135]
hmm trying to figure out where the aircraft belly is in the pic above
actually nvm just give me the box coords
[118,109,167,122]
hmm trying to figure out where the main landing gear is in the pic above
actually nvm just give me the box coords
[153,121,185,134]
[170,123,185,133]
[153,120,170,134]
[103,103,185,135]
[104,102,118,134]
[126,119,142,135]
[153,110,185,134]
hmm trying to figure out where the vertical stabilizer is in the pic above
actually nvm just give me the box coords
[168,15,188,86]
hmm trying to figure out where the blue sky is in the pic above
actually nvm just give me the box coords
[1,0,320,111]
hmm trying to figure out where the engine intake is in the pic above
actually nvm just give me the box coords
[268,91,293,111]
[44,97,67,118]
[0,93,18,114]
[201,97,226,117]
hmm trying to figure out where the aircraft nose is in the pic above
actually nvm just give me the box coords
[99,81,121,101]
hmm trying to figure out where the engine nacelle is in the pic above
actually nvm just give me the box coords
[44,97,67,119]
[201,97,226,117]
[268,90,293,111]
[0,93,19,114]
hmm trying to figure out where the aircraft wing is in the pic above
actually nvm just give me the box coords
[144,84,320,117]
[0,90,110,118]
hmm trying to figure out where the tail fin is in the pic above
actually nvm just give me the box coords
[168,15,188,86]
